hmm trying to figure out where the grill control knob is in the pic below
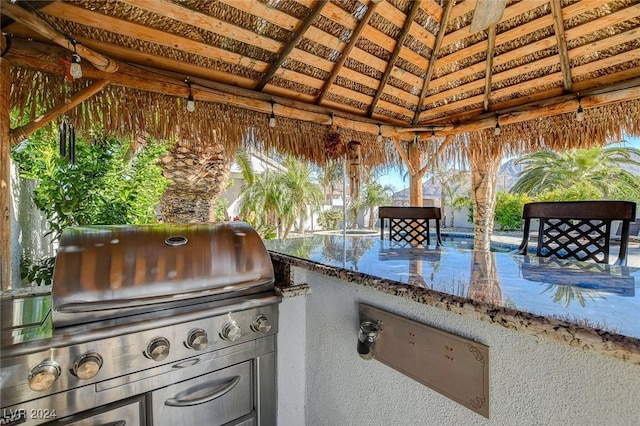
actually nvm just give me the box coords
[145,337,170,362]
[251,315,272,333]
[72,353,103,380]
[28,361,61,392]
[185,328,208,351]
[220,321,242,342]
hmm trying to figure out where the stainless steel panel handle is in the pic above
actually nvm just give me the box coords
[101,422,126,426]
[164,375,241,407]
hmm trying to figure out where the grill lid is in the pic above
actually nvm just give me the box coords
[51,222,274,327]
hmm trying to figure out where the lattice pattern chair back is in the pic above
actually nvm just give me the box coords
[514,201,636,266]
[378,206,443,247]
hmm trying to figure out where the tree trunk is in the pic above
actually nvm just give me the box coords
[467,250,502,305]
[468,142,502,251]
[160,143,230,223]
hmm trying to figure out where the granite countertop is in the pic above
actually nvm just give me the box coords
[265,235,640,365]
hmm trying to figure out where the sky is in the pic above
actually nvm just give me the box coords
[376,135,640,193]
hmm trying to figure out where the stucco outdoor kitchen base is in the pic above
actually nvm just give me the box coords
[276,270,640,425]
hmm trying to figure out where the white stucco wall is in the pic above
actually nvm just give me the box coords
[278,268,640,425]
[9,159,54,288]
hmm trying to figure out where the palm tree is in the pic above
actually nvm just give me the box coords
[318,159,343,206]
[236,150,322,238]
[281,156,323,237]
[511,146,640,198]
[360,181,395,228]
[429,168,469,228]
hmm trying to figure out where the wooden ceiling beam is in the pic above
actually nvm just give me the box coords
[2,1,118,73]
[424,21,640,113]
[37,1,424,104]
[377,1,437,46]
[550,0,573,93]
[444,0,537,48]
[483,25,497,112]
[41,2,268,72]
[317,0,380,106]
[429,70,640,126]
[440,83,640,136]
[5,38,416,140]
[119,0,283,53]
[437,0,610,70]
[430,23,640,96]
[367,1,422,118]
[255,1,327,91]
[412,0,455,125]
[10,80,110,145]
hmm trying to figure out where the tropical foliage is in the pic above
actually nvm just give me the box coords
[511,146,640,201]
[359,181,395,228]
[11,127,170,285]
[236,150,323,238]
[318,209,343,229]
[494,192,532,231]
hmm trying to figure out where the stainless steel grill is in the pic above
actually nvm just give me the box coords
[1,222,280,426]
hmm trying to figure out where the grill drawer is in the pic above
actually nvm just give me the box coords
[151,361,252,426]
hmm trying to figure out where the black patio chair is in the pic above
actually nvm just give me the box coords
[378,206,443,247]
[513,201,637,266]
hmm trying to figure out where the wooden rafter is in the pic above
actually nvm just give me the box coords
[550,0,573,93]
[483,25,497,112]
[2,1,117,73]
[316,0,380,105]
[10,80,110,145]
[120,0,283,53]
[255,1,327,91]
[391,138,416,176]
[412,0,455,125]
[367,0,422,118]
[5,38,418,140]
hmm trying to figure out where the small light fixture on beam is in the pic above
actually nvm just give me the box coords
[377,124,383,143]
[269,99,277,128]
[185,78,195,112]
[431,129,436,141]
[494,115,501,136]
[576,94,584,122]
[69,39,82,79]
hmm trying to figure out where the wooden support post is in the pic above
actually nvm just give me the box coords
[408,138,424,207]
[1,54,11,289]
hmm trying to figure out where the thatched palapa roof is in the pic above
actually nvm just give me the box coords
[2,0,640,169]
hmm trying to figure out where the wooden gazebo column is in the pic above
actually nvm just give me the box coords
[1,35,11,289]
[392,136,429,207]
[407,138,425,206]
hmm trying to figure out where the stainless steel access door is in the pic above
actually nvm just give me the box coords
[151,361,253,426]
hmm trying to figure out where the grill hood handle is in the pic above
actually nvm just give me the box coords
[164,375,241,407]
[55,278,273,313]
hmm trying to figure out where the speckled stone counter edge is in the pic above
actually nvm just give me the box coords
[269,252,640,366]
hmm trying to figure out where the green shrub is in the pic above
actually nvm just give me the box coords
[12,127,171,285]
[494,191,532,231]
[318,209,343,229]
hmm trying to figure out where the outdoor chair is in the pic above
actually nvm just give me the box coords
[378,206,443,247]
[513,201,637,266]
